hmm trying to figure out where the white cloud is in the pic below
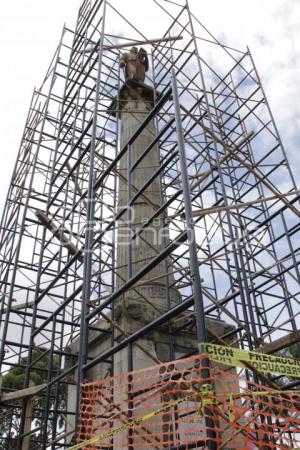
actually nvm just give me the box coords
[190,0,300,172]
[0,0,299,217]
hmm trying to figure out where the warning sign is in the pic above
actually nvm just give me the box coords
[199,342,300,378]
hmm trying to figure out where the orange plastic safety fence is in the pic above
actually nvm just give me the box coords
[77,354,300,449]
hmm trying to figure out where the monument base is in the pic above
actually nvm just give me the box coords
[65,313,236,445]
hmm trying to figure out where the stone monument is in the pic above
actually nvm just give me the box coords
[111,48,183,374]
[66,47,236,447]
[120,46,149,82]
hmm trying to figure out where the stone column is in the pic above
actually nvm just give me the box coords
[108,80,181,374]
[108,80,180,448]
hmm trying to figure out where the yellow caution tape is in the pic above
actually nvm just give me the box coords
[68,392,194,450]
[69,347,300,450]
[69,384,300,449]
[198,383,215,416]
[199,342,300,378]
[69,385,219,449]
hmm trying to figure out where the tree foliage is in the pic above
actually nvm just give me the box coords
[0,350,63,449]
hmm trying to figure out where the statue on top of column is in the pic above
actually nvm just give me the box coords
[120,47,149,83]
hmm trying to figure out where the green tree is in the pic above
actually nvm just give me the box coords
[286,344,299,359]
[0,350,64,449]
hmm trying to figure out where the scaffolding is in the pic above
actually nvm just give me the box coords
[1,0,300,448]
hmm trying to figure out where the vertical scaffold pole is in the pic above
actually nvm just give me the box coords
[171,69,207,345]
[171,69,217,450]
[76,0,107,427]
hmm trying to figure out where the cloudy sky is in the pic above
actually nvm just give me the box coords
[0,0,299,216]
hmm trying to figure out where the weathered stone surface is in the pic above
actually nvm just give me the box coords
[113,82,181,336]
